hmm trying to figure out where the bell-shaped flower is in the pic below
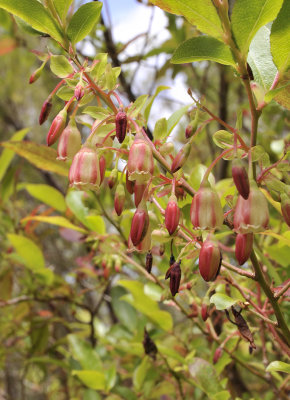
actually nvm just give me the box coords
[69,147,101,190]
[198,238,222,282]
[127,133,154,183]
[57,119,81,161]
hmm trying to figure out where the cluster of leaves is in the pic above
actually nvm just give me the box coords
[0,1,289,399]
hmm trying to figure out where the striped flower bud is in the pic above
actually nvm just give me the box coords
[128,226,151,253]
[108,169,118,189]
[57,119,81,161]
[39,99,52,125]
[234,182,269,234]
[134,182,146,207]
[114,184,125,216]
[190,186,224,230]
[281,192,290,227]
[47,109,67,146]
[232,159,250,199]
[130,200,149,246]
[199,239,222,282]
[145,251,153,273]
[235,233,253,265]
[165,195,180,235]
[74,82,85,101]
[126,171,135,194]
[69,147,101,190]
[201,304,208,321]
[127,133,154,183]
[171,143,191,173]
[115,111,127,143]
[165,261,181,297]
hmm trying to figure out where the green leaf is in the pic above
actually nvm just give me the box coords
[247,26,277,90]
[172,37,236,66]
[68,334,102,370]
[0,141,69,176]
[0,0,63,43]
[56,85,75,101]
[84,216,106,234]
[266,361,290,374]
[84,390,102,400]
[189,358,223,395]
[213,130,234,149]
[67,2,102,44]
[167,104,191,134]
[21,183,66,212]
[231,0,283,56]
[82,106,111,120]
[50,55,74,78]
[53,0,73,22]
[153,118,167,140]
[130,95,149,118]
[271,0,290,74]
[264,82,290,103]
[210,293,238,310]
[21,216,87,234]
[150,0,223,41]
[133,356,151,391]
[118,280,173,331]
[111,287,138,332]
[8,234,45,270]
[72,370,106,390]
[0,128,29,182]
[144,85,169,121]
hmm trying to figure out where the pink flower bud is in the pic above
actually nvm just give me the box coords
[232,159,250,199]
[171,143,191,173]
[199,239,222,282]
[201,304,208,321]
[213,347,223,364]
[126,171,135,194]
[57,119,81,161]
[134,182,146,207]
[108,169,118,189]
[185,125,193,139]
[190,186,224,230]
[99,155,106,184]
[114,184,125,216]
[165,195,180,235]
[29,66,43,84]
[127,133,154,183]
[115,111,127,143]
[281,193,290,227]
[234,183,269,234]
[39,99,52,125]
[69,147,102,190]
[165,261,181,297]
[235,233,253,265]
[47,109,67,146]
[74,82,85,101]
[130,200,149,246]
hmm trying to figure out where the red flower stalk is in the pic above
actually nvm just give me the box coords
[201,304,208,321]
[145,251,153,273]
[171,143,191,173]
[39,99,52,125]
[198,239,222,282]
[234,182,269,234]
[115,111,127,143]
[108,169,118,189]
[190,186,224,230]
[281,193,290,227]
[127,133,154,183]
[47,109,67,146]
[126,171,135,194]
[232,159,250,199]
[114,184,125,216]
[165,195,180,235]
[57,119,81,161]
[130,200,149,246]
[165,260,181,297]
[235,233,253,265]
[134,182,146,207]
[69,147,102,190]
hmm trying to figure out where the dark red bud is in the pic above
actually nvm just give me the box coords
[126,171,135,194]
[199,239,222,282]
[145,251,153,273]
[201,304,208,321]
[213,347,223,364]
[235,233,253,265]
[232,159,250,200]
[165,195,180,235]
[165,261,181,297]
[115,111,127,143]
[39,99,52,125]
[130,202,149,246]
